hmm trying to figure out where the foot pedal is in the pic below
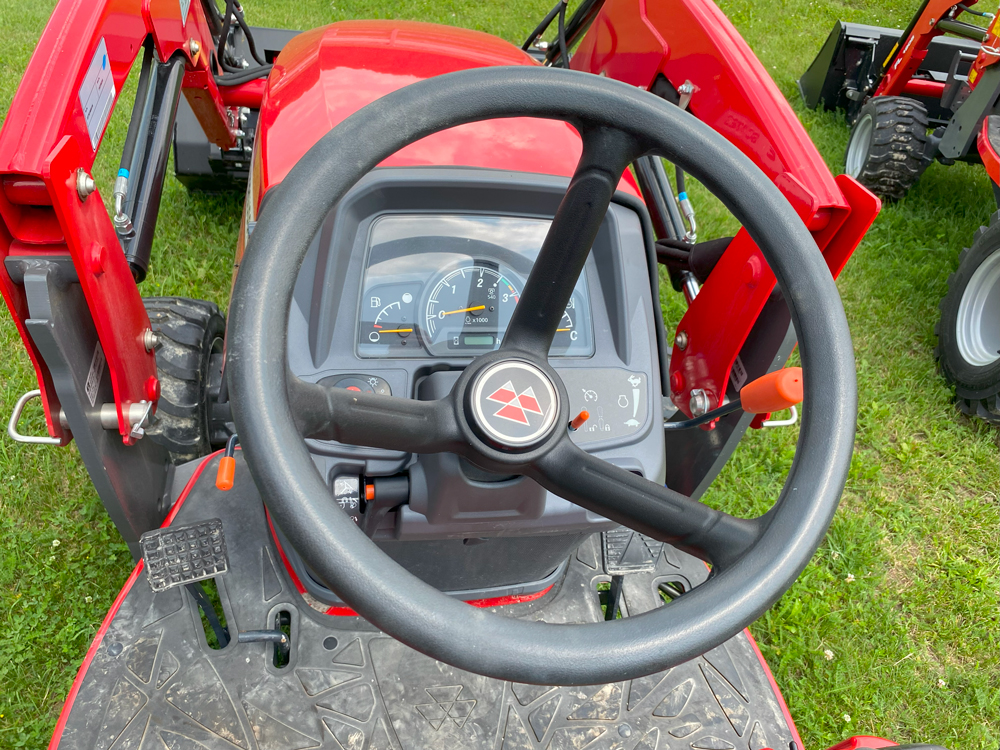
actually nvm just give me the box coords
[140,518,229,592]
[602,527,664,574]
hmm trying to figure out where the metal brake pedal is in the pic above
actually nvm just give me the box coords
[140,518,229,592]
[602,527,664,575]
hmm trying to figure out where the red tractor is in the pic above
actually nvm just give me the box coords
[4,0,949,748]
[801,0,1000,424]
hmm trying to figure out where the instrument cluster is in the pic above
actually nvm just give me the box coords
[357,214,594,358]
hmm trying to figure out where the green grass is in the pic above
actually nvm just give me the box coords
[1,0,998,748]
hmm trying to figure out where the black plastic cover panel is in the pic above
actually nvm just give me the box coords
[55,454,798,750]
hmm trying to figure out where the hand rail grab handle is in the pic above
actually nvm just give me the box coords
[7,390,61,445]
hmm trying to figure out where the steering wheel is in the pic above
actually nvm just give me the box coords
[227,66,856,685]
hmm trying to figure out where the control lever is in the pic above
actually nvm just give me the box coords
[664,367,803,430]
[360,475,409,536]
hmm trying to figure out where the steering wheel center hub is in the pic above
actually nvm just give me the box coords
[468,360,560,450]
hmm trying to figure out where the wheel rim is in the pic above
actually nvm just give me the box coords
[956,247,1000,367]
[845,113,873,177]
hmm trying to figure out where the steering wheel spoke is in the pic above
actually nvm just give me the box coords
[502,127,642,356]
[531,436,761,570]
[288,376,463,454]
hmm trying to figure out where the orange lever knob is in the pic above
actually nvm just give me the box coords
[740,367,803,414]
[216,455,236,491]
[569,410,590,431]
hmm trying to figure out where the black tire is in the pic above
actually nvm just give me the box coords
[935,215,1000,425]
[844,96,930,202]
[143,297,227,462]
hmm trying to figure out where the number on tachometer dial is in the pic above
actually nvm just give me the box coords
[424,265,520,349]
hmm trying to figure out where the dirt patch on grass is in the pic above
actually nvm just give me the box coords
[881,537,924,593]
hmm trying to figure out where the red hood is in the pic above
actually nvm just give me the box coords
[256,20,639,197]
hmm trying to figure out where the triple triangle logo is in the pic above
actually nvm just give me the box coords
[486,380,544,425]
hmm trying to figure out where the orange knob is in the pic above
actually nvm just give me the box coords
[216,455,236,491]
[569,410,590,431]
[740,367,803,414]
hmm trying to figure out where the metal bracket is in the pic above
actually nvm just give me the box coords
[7,390,61,445]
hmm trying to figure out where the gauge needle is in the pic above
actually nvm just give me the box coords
[556,328,571,332]
[440,305,486,316]
[376,328,413,333]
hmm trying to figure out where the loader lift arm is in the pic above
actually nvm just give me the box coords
[0,0,252,446]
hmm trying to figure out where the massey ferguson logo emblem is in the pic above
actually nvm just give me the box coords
[471,360,559,448]
[486,381,544,425]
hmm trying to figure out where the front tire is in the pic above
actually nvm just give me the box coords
[143,297,227,461]
[845,96,930,202]
[935,216,1000,425]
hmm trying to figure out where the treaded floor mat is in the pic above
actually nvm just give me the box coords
[55,454,797,750]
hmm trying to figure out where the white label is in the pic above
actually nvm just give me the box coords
[78,38,116,151]
[85,343,106,407]
[730,355,748,392]
[179,0,191,28]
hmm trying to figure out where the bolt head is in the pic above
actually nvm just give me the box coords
[189,39,200,56]
[76,170,96,201]
[689,388,710,417]
[675,331,688,350]
[142,329,159,352]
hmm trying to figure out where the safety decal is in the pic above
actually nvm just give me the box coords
[78,38,115,151]
[85,342,105,407]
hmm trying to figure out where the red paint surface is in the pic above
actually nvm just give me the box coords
[902,78,945,97]
[979,117,1000,186]
[48,451,220,750]
[256,20,639,198]
[825,736,898,750]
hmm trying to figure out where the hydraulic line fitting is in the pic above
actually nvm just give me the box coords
[113,168,135,235]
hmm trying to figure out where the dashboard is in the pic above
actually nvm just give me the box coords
[280,167,669,602]
[357,214,593,359]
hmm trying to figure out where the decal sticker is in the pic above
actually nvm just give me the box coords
[78,38,116,151]
[85,342,105,407]
[179,0,191,28]
[730,355,748,392]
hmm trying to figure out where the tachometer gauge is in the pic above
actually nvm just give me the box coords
[424,264,520,354]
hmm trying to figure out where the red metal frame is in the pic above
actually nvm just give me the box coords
[873,0,992,98]
[874,0,959,98]
[0,0,234,443]
[570,0,880,415]
[825,736,898,750]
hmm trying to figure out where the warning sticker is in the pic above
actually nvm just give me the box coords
[730,355,748,392]
[78,38,116,151]
[85,343,105,407]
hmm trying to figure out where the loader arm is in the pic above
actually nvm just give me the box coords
[0,0,238,444]
[570,0,880,493]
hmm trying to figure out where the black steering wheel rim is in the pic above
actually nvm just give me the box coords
[228,65,857,685]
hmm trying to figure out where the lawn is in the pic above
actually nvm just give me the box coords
[0,0,997,748]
